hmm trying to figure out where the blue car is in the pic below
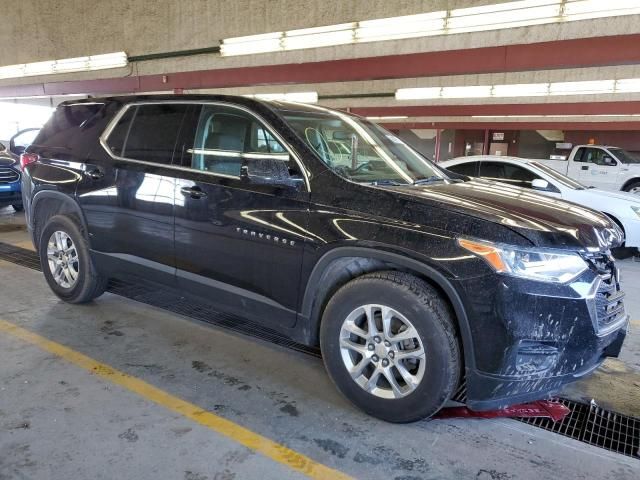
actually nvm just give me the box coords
[0,129,39,211]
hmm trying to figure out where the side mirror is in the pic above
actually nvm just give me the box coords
[531,178,550,191]
[602,156,615,165]
[240,156,304,190]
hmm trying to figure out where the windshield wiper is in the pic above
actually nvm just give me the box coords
[413,176,447,186]
[369,179,405,186]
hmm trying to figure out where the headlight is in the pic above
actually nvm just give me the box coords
[632,205,640,219]
[458,238,588,283]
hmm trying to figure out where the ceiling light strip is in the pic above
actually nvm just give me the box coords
[220,0,640,56]
[395,78,640,100]
[0,52,128,80]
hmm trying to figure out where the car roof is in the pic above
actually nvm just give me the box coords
[58,94,352,117]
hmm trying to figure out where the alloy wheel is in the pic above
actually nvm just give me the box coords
[47,230,80,289]
[339,304,426,399]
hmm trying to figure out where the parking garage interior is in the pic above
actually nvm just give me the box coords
[1,1,640,479]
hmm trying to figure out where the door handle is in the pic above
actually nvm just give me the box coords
[581,165,589,170]
[87,168,104,180]
[180,186,207,199]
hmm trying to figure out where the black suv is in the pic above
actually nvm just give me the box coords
[21,96,628,422]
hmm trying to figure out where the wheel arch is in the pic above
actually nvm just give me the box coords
[299,247,475,371]
[621,177,640,192]
[31,191,89,249]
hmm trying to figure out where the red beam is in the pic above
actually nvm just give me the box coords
[352,102,640,117]
[1,34,640,98]
[382,121,640,131]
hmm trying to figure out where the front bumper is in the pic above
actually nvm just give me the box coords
[0,185,22,206]
[455,252,628,411]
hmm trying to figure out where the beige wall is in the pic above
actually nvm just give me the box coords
[1,1,640,88]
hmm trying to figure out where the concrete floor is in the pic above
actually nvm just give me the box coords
[0,206,638,480]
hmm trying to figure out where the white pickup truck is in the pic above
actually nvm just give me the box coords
[540,145,640,194]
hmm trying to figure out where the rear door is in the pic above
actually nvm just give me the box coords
[171,103,310,328]
[572,147,619,190]
[78,102,189,281]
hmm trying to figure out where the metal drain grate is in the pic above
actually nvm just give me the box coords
[0,241,638,458]
[521,398,640,458]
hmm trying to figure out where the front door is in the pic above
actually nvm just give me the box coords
[172,103,310,329]
[78,103,189,279]
[572,147,619,190]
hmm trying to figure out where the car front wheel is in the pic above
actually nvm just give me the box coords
[320,271,461,423]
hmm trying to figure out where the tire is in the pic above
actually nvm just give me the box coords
[38,215,107,303]
[623,181,640,195]
[11,204,23,212]
[320,271,461,423]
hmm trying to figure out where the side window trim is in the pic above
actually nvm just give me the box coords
[100,100,310,191]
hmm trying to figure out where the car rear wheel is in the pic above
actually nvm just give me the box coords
[39,215,107,303]
[320,271,461,423]
[623,181,640,195]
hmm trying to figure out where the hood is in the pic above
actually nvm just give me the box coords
[387,179,620,250]
[583,188,640,205]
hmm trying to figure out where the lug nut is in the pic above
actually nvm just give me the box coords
[367,344,375,351]
[381,359,389,367]
[384,340,391,347]
[374,336,381,343]
[372,355,379,362]
[389,351,395,359]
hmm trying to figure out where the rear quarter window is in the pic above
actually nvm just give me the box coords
[35,103,105,147]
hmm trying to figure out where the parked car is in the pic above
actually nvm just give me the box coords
[21,96,628,422]
[0,128,40,212]
[441,155,640,256]
[537,144,640,194]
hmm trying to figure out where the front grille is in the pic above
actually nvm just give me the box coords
[584,252,626,333]
[0,167,19,184]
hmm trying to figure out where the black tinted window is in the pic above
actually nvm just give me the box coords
[479,161,540,189]
[446,162,478,177]
[107,107,135,156]
[113,104,188,164]
[185,105,290,179]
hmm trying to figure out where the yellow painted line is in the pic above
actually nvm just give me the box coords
[0,319,352,480]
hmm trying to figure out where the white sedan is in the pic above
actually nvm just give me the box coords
[440,155,640,250]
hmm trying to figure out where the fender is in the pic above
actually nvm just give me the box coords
[299,246,476,371]
[30,190,90,246]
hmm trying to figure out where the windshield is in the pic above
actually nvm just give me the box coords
[278,106,449,185]
[530,161,587,190]
[609,148,640,164]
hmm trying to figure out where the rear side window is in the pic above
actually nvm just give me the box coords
[34,103,104,147]
[107,104,189,165]
[446,162,478,177]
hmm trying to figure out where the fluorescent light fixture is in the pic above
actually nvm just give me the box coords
[220,0,640,56]
[365,116,409,120]
[244,92,318,103]
[441,85,493,98]
[0,51,128,80]
[283,28,354,50]
[396,77,640,100]
[493,83,550,97]
[563,0,640,21]
[448,1,562,33]
[615,78,640,93]
[219,32,283,56]
[549,80,615,95]
[395,87,442,100]
[356,12,446,42]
